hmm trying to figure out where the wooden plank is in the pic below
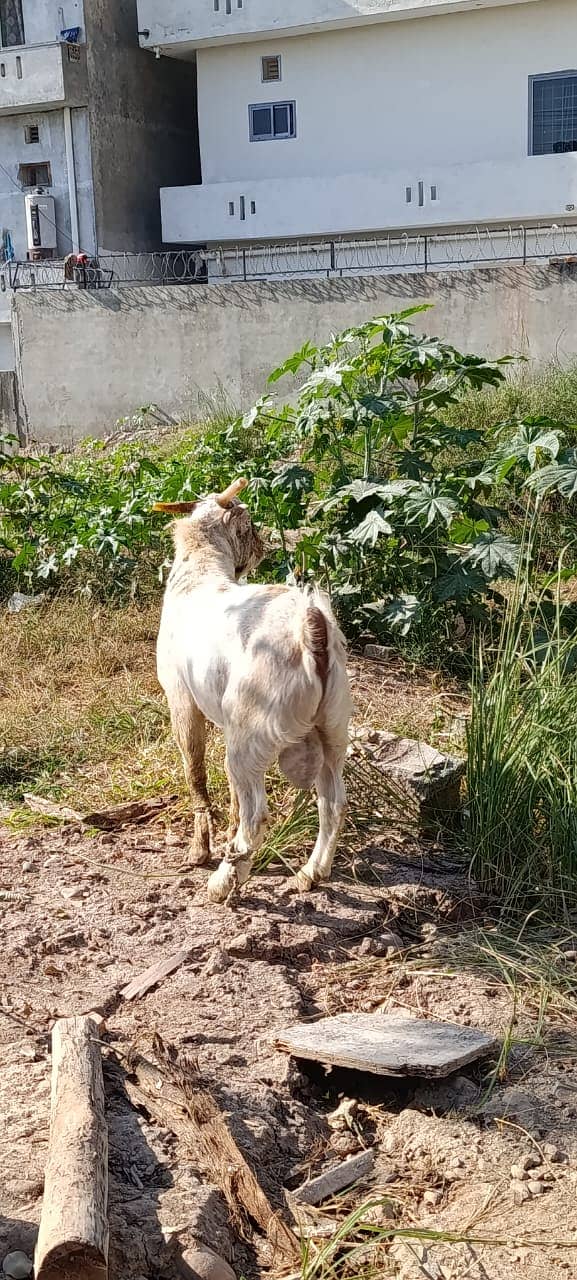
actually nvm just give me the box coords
[24,794,82,823]
[120,1040,298,1265]
[274,1014,499,1080]
[120,949,190,1002]
[35,1015,108,1280]
[82,795,175,830]
[290,1149,375,1207]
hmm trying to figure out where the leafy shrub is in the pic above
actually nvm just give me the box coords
[1,309,576,666]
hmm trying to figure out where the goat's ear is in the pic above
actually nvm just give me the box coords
[152,501,198,514]
[215,478,248,509]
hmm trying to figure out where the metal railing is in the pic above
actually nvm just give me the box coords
[1,223,577,292]
[0,249,207,291]
[206,222,577,280]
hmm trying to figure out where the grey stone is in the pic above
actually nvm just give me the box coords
[412,1072,479,1113]
[482,1087,539,1127]
[363,644,394,662]
[2,1253,33,1279]
[177,1248,237,1280]
[543,1142,565,1162]
[275,1014,498,1079]
[528,1180,546,1196]
[6,593,43,614]
[511,1180,530,1205]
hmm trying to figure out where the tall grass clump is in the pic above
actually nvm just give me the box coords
[449,361,577,443]
[466,560,577,917]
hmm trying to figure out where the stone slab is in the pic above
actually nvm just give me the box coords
[274,1014,498,1079]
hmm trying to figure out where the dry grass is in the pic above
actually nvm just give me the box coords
[0,600,187,818]
[0,601,466,830]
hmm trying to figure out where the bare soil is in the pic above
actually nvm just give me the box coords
[1,818,577,1280]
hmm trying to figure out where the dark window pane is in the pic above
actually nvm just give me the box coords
[251,106,272,138]
[532,74,577,155]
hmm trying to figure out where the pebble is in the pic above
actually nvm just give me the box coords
[60,885,84,901]
[203,948,232,977]
[518,1153,541,1171]
[511,1180,530,1205]
[21,861,34,873]
[177,1248,237,1280]
[543,1142,565,1162]
[528,1180,546,1197]
[510,1165,528,1181]
[2,1253,33,1279]
[423,1188,442,1207]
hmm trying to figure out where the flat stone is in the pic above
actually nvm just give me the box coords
[2,1254,33,1280]
[355,730,465,801]
[274,1014,498,1080]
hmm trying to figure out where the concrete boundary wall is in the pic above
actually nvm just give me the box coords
[12,264,577,442]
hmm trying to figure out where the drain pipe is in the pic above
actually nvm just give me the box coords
[63,106,80,253]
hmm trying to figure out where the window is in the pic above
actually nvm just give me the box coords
[18,162,51,188]
[530,72,577,155]
[25,124,40,144]
[261,54,281,83]
[0,0,25,47]
[249,101,296,141]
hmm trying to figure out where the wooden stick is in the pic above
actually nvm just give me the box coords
[121,1041,298,1265]
[35,1015,109,1280]
[290,1149,375,1207]
[120,948,190,1002]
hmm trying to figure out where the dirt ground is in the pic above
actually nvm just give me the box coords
[2,811,577,1280]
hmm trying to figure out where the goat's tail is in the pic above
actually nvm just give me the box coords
[298,587,348,698]
[279,589,351,788]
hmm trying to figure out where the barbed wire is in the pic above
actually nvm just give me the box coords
[2,223,577,291]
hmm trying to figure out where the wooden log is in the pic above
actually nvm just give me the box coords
[120,1041,298,1266]
[35,1015,109,1280]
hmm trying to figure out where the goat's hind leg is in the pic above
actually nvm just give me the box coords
[207,753,270,903]
[293,753,347,892]
[168,684,212,867]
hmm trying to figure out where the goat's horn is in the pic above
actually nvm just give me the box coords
[215,478,248,508]
[152,501,197,513]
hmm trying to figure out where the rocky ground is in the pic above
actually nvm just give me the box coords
[1,819,577,1280]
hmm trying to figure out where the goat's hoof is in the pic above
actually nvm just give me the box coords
[185,813,212,867]
[285,869,314,894]
[206,862,238,904]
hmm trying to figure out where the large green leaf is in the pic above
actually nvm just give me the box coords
[526,450,577,499]
[346,508,393,547]
[403,484,460,527]
[462,532,519,579]
[366,594,423,635]
[434,563,486,602]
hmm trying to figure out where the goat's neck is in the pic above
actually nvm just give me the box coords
[168,525,236,591]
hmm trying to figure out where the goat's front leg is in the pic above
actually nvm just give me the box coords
[207,763,270,903]
[169,690,212,867]
[225,751,240,844]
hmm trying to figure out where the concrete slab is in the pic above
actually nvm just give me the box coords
[274,1014,498,1079]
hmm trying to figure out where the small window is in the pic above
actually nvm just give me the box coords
[249,100,296,142]
[25,124,40,144]
[18,162,51,188]
[262,54,281,83]
[530,72,577,155]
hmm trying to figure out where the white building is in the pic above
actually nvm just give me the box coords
[0,0,199,371]
[135,0,577,266]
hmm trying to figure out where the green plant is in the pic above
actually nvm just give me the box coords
[466,559,577,916]
[241,310,577,657]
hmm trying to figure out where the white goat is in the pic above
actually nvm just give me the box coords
[155,478,352,903]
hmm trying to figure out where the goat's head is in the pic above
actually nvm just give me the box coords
[154,478,265,578]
